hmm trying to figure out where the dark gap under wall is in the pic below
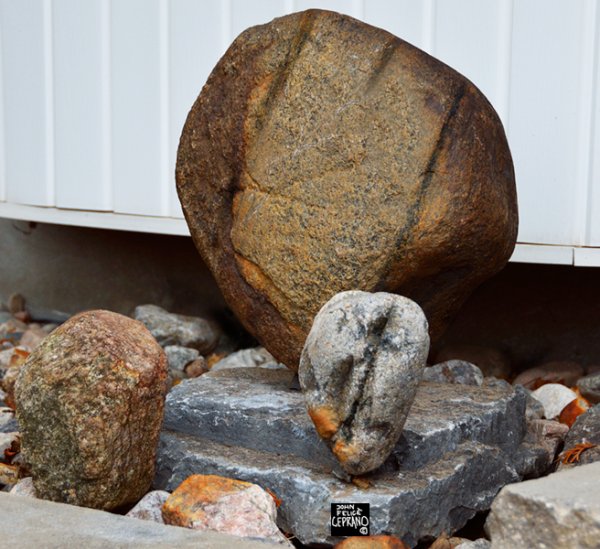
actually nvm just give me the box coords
[0,218,225,318]
[435,261,600,372]
[1,218,599,370]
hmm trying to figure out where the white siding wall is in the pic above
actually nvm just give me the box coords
[0,0,598,263]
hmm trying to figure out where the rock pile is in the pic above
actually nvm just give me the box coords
[1,290,599,547]
[134,304,219,354]
[157,363,550,546]
[130,304,238,385]
[2,6,598,548]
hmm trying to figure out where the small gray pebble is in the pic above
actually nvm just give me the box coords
[423,360,484,386]
[164,346,199,373]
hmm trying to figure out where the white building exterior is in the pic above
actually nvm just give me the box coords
[0,0,598,265]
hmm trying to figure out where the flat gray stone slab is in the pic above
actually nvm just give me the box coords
[158,368,538,546]
[156,430,520,547]
[0,492,277,548]
[487,461,600,549]
[164,369,526,473]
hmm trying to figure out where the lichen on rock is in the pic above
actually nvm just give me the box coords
[15,310,168,510]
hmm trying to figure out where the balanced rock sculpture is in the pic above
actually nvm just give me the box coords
[15,310,168,510]
[176,9,518,369]
[299,291,429,474]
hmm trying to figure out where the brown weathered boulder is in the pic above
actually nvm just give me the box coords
[14,310,168,510]
[176,9,518,370]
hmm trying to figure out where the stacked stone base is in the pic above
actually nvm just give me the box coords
[155,368,548,547]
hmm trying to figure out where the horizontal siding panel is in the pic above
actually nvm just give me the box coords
[293,0,355,18]
[0,16,5,203]
[587,2,600,245]
[433,0,506,123]
[231,0,289,40]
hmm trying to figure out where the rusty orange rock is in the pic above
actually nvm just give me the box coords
[558,395,590,428]
[163,475,254,526]
[335,534,409,549]
[177,9,518,369]
[162,474,288,544]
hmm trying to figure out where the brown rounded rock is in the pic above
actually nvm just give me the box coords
[14,310,168,510]
[176,9,518,369]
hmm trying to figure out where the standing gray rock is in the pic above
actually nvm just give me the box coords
[299,291,429,475]
[15,310,168,510]
[134,305,219,354]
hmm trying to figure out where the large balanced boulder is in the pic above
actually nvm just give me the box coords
[299,291,429,474]
[15,310,168,510]
[176,9,518,369]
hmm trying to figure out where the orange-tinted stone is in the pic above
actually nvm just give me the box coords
[162,474,289,544]
[559,396,590,428]
[163,475,255,527]
[335,534,409,548]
